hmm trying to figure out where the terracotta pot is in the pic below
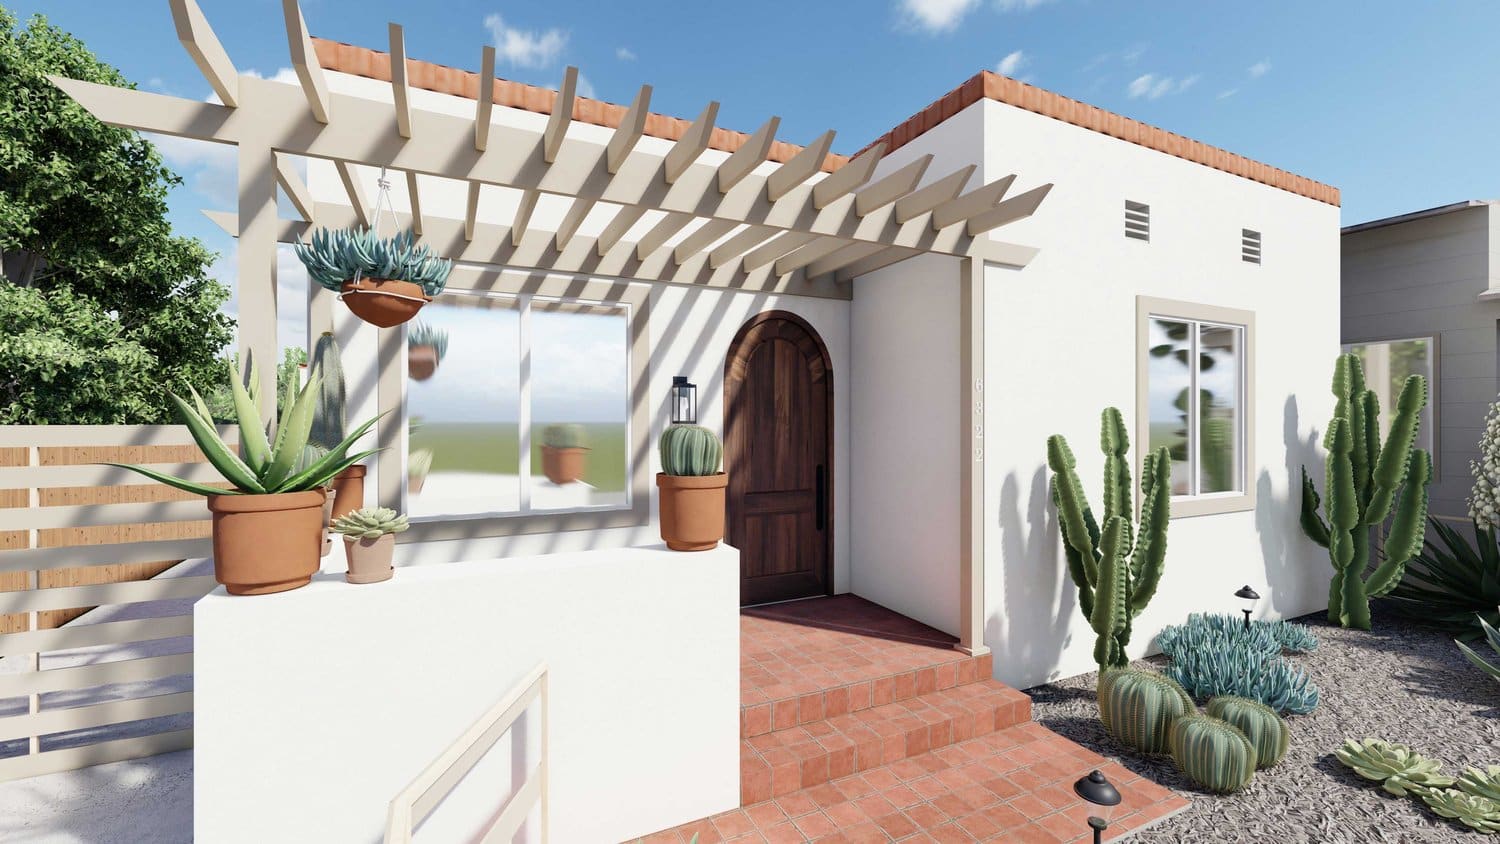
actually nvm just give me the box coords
[408,345,439,381]
[656,473,728,552]
[330,464,366,521]
[320,489,335,557]
[343,533,395,584]
[541,446,589,485]
[339,278,431,328]
[207,490,326,595]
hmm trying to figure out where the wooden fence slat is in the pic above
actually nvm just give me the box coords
[0,728,193,782]
[0,576,217,614]
[0,425,235,448]
[0,462,227,489]
[0,500,210,532]
[0,652,194,698]
[0,540,213,574]
[0,614,193,657]
[0,691,193,742]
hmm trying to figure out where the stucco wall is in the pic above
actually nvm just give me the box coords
[1341,205,1498,519]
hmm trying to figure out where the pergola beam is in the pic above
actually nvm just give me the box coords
[812,143,883,209]
[663,102,718,184]
[743,231,817,271]
[606,86,652,174]
[596,206,646,256]
[282,0,329,123]
[464,181,481,241]
[717,116,780,193]
[274,153,314,222]
[804,241,885,279]
[169,0,238,108]
[773,236,848,277]
[708,225,777,269]
[672,219,737,265]
[335,161,370,227]
[511,190,539,248]
[543,67,578,164]
[555,198,594,250]
[405,171,423,235]
[766,130,834,202]
[966,183,1054,236]
[930,174,1015,230]
[894,165,975,224]
[388,23,411,138]
[854,155,932,217]
[475,46,496,151]
[635,213,693,260]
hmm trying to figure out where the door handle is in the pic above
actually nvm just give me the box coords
[815,464,827,531]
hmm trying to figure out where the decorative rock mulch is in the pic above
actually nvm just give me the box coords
[1027,606,1500,842]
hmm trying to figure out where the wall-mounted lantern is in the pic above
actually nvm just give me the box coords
[670,376,697,425]
[1073,770,1122,844]
[1235,584,1261,631]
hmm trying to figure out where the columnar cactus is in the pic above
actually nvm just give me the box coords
[1169,714,1257,793]
[1048,407,1172,669]
[308,332,346,453]
[659,424,723,476]
[1097,669,1194,754]
[1206,696,1289,768]
[1300,353,1432,630]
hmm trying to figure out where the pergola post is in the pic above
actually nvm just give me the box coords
[958,257,989,658]
[237,142,279,417]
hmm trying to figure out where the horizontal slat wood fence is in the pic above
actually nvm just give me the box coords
[0,425,235,781]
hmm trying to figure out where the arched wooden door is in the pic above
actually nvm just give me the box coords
[725,311,833,606]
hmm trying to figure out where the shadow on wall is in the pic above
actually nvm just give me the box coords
[988,466,1076,687]
[1254,394,1326,619]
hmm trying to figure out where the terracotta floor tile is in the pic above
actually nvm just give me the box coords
[713,810,758,838]
[793,812,838,839]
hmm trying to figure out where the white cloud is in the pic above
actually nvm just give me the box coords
[1248,59,1271,78]
[996,50,1027,77]
[212,244,311,356]
[483,13,567,68]
[995,0,1054,9]
[615,47,636,61]
[1126,73,1199,100]
[897,0,981,33]
[575,74,597,100]
[1217,88,1239,100]
[146,133,237,208]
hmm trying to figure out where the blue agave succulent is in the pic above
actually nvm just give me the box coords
[293,226,452,297]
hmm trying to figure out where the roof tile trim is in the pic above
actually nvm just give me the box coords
[856,71,1339,206]
[310,39,849,173]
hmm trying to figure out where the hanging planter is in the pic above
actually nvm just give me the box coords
[406,322,449,381]
[294,226,452,329]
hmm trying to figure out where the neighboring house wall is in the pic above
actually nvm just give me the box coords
[972,98,1341,689]
[1341,204,1499,519]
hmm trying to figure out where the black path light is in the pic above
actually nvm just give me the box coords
[1235,584,1261,631]
[670,375,697,424]
[1073,770,1122,844]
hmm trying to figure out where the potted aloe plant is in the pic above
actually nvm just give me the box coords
[657,424,727,551]
[294,227,451,327]
[406,322,448,381]
[407,448,433,495]
[331,506,408,584]
[110,358,381,595]
[541,423,588,485]
[309,332,365,522]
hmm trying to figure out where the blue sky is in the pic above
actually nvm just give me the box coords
[14,0,1500,350]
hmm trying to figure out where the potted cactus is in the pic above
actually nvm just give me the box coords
[109,357,381,595]
[331,506,408,584]
[406,321,448,381]
[294,227,451,327]
[407,448,433,495]
[657,424,727,551]
[541,424,589,485]
[308,333,367,522]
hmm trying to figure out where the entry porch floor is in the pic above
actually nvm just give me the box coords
[642,595,1189,843]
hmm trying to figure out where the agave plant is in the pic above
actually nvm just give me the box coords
[1421,788,1500,834]
[108,356,381,496]
[1335,738,1456,797]
[1385,517,1500,639]
[294,227,452,297]
[1456,611,1500,684]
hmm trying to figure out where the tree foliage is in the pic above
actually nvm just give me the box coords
[0,9,234,423]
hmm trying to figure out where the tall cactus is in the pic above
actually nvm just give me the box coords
[308,332,346,452]
[1300,353,1431,630]
[1048,407,1172,670]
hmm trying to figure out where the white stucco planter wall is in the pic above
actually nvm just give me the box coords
[195,543,740,843]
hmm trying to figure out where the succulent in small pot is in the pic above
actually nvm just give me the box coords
[108,356,382,595]
[407,448,433,495]
[406,322,449,382]
[657,424,726,552]
[331,506,408,584]
[541,423,589,485]
[295,227,452,327]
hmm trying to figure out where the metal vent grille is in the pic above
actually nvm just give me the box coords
[1125,201,1150,242]
[1242,228,1262,264]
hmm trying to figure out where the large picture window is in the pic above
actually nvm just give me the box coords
[1137,297,1256,517]
[1343,337,1437,471]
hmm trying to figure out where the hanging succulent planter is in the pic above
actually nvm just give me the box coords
[295,227,452,328]
[406,322,448,381]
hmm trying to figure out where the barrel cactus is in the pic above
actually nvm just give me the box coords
[1336,738,1455,797]
[659,424,722,476]
[331,506,410,539]
[1169,714,1257,793]
[1047,407,1171,669]
[1097,669,1194,754]
[1300,353,1432,630]
[1206,696,1289,769]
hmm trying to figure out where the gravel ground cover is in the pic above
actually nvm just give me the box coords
[1028,606,1500,843]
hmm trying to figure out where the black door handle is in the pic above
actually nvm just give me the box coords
[815,464,826,531]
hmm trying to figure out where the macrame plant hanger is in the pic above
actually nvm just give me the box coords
[338,167,428,306]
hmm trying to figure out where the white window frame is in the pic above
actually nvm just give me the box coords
[377,272,651,542]
[1341,334,1440,480]
[1136,296,1256,518]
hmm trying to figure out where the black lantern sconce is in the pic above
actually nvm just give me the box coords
[1073,770,1122,844]
[1235,584,1261,631]
[670,376,697,425]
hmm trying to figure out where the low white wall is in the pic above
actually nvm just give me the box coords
[195,544,740,843]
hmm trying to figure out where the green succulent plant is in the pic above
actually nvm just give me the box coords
[109,356,380,496]
[308,332,346,453]
[1162,628,1320,715]
[1047,407,1171,670]
[1336,738,1456,797]
[1097,669,1194,754]
[1461,766,1500,804]
[1386,518,1500,639]
[1456,611,1500,684]
[407,321,449,360]
[294,226,452,297]
[659,424,722,476]
[1421,788,1500,834]
[1206,696,1289,769]
[1169,714,1257,793]
[543,423,587,450]
[407,448,433,481]
[332,506,410,539]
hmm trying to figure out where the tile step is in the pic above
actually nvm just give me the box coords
[740,680,1033,805]
[742,653,994,739]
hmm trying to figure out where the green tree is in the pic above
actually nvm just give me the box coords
[0,10,234,423]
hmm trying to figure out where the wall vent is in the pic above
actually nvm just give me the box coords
[1241,228,1262,264]
[1124,201,1150,242]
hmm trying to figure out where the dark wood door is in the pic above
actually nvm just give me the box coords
[725,311,832,606]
